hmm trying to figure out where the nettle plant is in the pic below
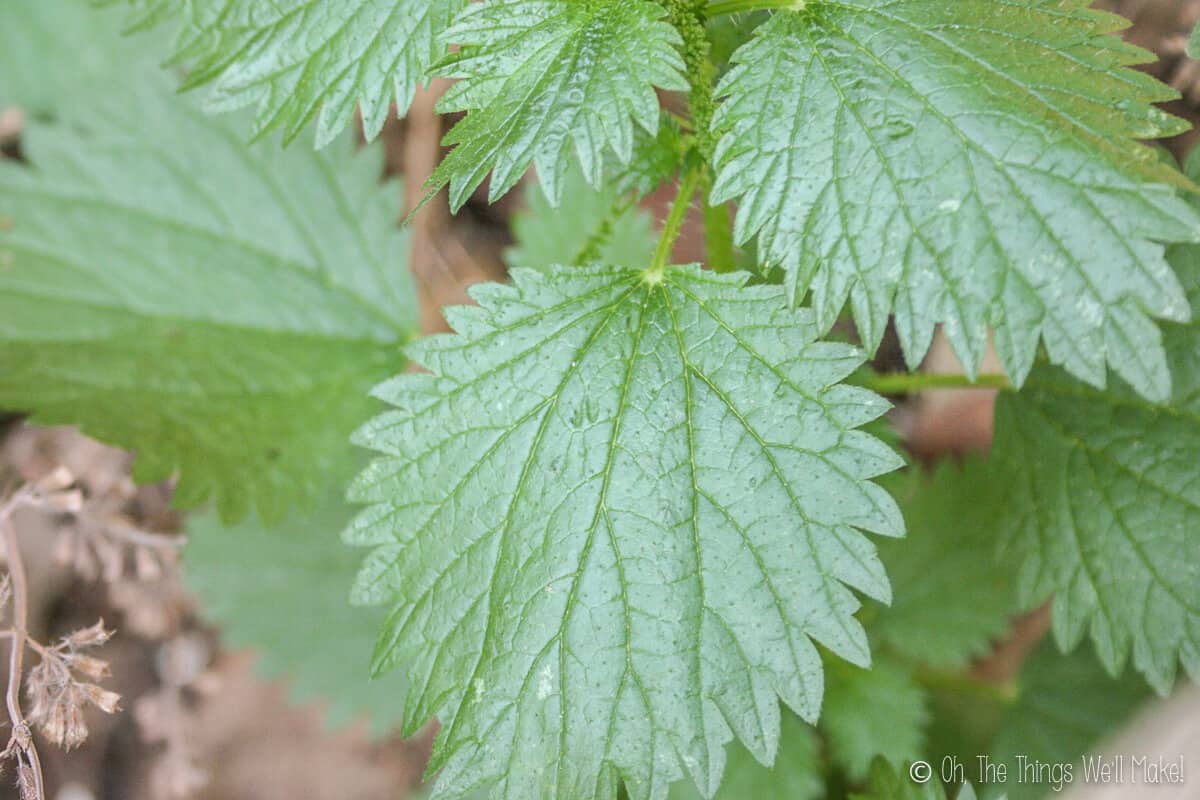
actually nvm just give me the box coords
[1,0,1198,798]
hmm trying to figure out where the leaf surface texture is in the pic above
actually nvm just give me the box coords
[348,264,903,799]
[103,0,465,145]
[429,0,687,209]
[713,0,1200,399]
[0,85,416,523]
[990,150,1200,690]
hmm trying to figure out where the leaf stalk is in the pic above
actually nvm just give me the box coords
[859,372,1012,394]
[649,166,704,275]
[705,0,804,17]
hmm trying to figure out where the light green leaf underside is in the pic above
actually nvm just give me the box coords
[186,491,406,734]
[713,0,1200,401]
[871,464,1022,670]
[507,166,657,272]
[0,82,417,524]
[347,264,904,800]
[820,658,928,781]
[99,0,464,146]
[987,641,1148,800]
[991,147,1200,692]
[1189,22,1200,59]
[667,711,822,800]
[666,644,927,797]
[0,0,166,113]
[429,0,687,211]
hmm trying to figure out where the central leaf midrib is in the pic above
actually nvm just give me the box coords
[547,283,656,797]
[660,283,714,794]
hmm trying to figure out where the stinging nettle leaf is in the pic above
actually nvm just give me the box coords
[819,657,928,781]
[186,491,407,735]
[667,709,822,800]
[988,640,1148,800]
[0,83,417,524]
[712,0,1200,401]
[347,264,904,800]
[0,0,166,114]
[506,165,657,272]
[993,356,1200,694]
[429,0,688,211]
[989,146,1200,693]
[870,464,1022,670]
[98,0,465,146]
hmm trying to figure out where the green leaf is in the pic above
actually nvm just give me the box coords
[988,641,1148,800]
[992,355,1200,689]
[0,0,166,113]
[100,0,465,146]
[668,711,823,800]
[820,658,928,781]
[712,1,1200,401]
[1189,21,1200,60]
[848,759,947,800]
[871,464,1021,670]
[989,145,1200,691]
[507,167,657,272]
[612,115,691,201]
[851,761,991,800]
[186,490,406,734]
[429,0,688,211]
[0,84,417,524]
[347,264,904,800]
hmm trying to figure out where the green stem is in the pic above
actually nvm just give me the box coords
[664,0,738,273]
[702,168,735,273]
[859,372,1012,395]
[650,167,703,273]
[706,0,800,17]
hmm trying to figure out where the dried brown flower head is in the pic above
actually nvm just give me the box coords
[24,621,120,751]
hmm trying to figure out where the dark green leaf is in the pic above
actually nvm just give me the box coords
[988,641,1149,800]
[0,84,416,523]
[821,658,928,781]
